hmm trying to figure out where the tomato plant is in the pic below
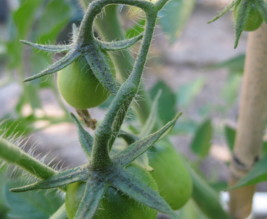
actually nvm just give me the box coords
[0,0,183,218]
[149,142,192,210]
[57,57,110,109]
[66,164,158,219]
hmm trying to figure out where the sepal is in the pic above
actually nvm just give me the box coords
[112,113,181,166]
[85,47,118,95]
[111,168,175,217]
[97,34,143,51]
[255,0,267,23]
[24,50,80,82]
[10,165,89,192]
[208,0,241,23]
[74,178,105,219]
[20,40,71,53]
[233,0,250,48]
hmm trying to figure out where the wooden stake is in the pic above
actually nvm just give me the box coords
[229,24,267,219]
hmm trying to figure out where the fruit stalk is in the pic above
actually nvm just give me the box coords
[229,24,267,219]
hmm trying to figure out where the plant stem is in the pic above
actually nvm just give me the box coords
[91,3,157,170]
[229,24,267,219]
[0,137,56,179]
[80,2,151,124]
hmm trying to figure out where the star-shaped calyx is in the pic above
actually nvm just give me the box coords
[22,23,143,96]
[11,113,180,219]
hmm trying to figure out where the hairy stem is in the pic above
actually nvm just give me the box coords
[0,137,56,179]
[80,2,151,124]
[229,24,267,219]
[91,5,157,170]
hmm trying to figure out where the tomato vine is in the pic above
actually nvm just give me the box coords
[0,0,182,218]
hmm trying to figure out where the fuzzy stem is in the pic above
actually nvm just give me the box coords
[0,137,56,179]
[229,24,267,219]
[79,2,151,124]
[91,7,158,170]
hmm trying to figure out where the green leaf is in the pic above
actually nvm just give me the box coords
[75,179,105,219]
[228,156,267,189]
[12,0,42,39]
[150,81,176,124]
[177,78,205,107]
[159,0,195,42]
[5,181,63,219]
[112,169,175,217]
[190,119,213,157]
[113,113,181,166]
[33,0,73,43]
[224,125,236,151]
[7,0,42,68]
[207,54,245,75]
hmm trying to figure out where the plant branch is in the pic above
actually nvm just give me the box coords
[0,137,56,179]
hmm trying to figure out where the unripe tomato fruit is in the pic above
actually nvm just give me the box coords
[57,57,109,109]
[65,165,158,219]
[148,142,192,210]
[234,3,263,31]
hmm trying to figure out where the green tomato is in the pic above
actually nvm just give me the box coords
[65,164,158,219]
[57,57,110,109]
[148,142,192,210]
[234,3,263,31]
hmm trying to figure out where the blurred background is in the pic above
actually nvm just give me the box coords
[0,0,266,218]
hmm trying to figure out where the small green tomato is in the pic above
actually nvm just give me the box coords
[65,164,158,219]
[148,142,192,210]
[57,57,110,109]
[234,3,263,31]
